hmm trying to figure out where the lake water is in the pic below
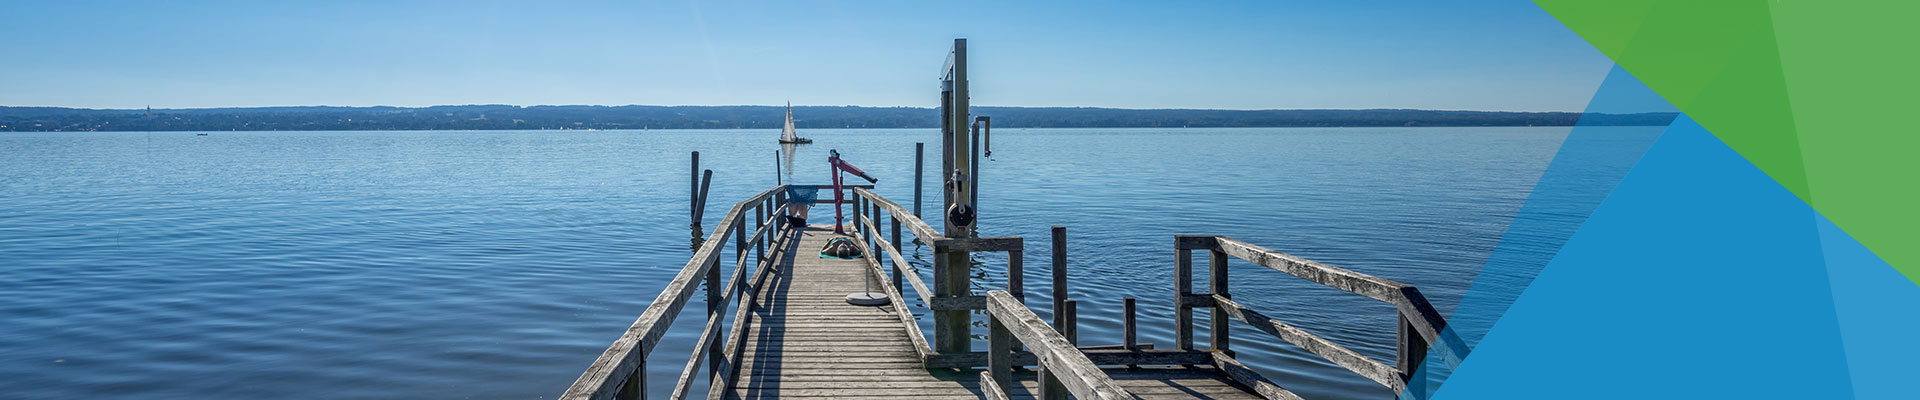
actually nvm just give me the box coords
[0,127,1660,399]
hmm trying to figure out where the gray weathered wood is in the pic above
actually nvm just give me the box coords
[1211,236,1408,307]
[932,236,1024,253]
[985,291,1134,400]
[923,349,1213,368]
[853,188,941,245]
[1210,249,1230,354]
[890,215,903,293]
[987,309,1015,397]
[1212,295,1404,392]
[979,371,1012,400]
[1211,352,1304,400]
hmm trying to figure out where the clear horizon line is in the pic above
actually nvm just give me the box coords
[0,103,1663,114]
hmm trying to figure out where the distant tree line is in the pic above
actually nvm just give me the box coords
[0,105,1677,132]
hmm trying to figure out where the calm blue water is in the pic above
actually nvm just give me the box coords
[0,127,1659,399]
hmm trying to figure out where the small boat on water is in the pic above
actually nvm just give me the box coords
[778,103,812,144]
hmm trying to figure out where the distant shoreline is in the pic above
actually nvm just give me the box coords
[1,105,1678,132]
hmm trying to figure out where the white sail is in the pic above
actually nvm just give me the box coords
[781,103,798,142]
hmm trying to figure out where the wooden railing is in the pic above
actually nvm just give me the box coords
[982,290,1136,400]
[1175,235,1469,399]
[848,187,1027,359]
[560,186,800,400]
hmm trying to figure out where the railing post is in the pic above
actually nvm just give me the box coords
[986,310,1013,396]
[1123,297,1137,351]
[1038,365,1067,400]
[754,206,765,263]
[1210,247,1230,354]
[774,190,787,232]
[618,365,644,400]
[870,202,881,253]
[1051,226,1067,330]
[890,215,903,293]
[1399,312,1430,400]
[1175,239,1194,351]
[704,250,722,377]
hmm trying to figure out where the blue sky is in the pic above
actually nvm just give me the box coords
[0,1,1618,111]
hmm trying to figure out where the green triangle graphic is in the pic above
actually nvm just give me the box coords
[1533,0,1920,285]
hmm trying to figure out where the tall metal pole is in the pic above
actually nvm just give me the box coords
[970,119,980,225]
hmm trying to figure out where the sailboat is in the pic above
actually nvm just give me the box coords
[778,103,812,144]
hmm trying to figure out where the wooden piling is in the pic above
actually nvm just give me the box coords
[1123,297,1137,350]
[1051,226,1068,329]
[694,169,713,226]
[691,151,699,222]
[914,142,924,218]
[1063,299,1078,346]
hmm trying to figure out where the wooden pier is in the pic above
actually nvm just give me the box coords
[561,38,1464,400]
[559,186,1467,400]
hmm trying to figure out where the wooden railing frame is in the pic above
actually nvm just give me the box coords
[1175,235,1469,398]
[561,186,790,400]
[982,290,1136,400]
[849,188,1025,362]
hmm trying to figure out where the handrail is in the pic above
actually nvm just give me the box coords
[982,290,1136,400]
[703,207,796,399]
[1175,235,1468,398]
[670,204,792,399]
[561,186,781,400]
[852,187,941,243]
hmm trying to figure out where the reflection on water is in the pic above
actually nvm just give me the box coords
[0,127,1659,399]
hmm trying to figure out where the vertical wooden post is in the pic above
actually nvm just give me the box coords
[914,142,924,218]
[1210,248,1230,354]
[1062,299,1078,346]
[760,204,768,263]
[618,366,644,400]
[1050,226,1067,329]
[1122,297,1137,350]
[1038,365,1067,400]
[1398,313,1430,400]
[890,215,903,293]
[690,151,699,223]
[774,191,787,232]
[987,311,1013,395]
[705,250,722,377]
[1175,240,1194,351]
[870,203,881,252]
[774,150,781,185]
[1007,250,1024,302]
[694,169,713,226]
